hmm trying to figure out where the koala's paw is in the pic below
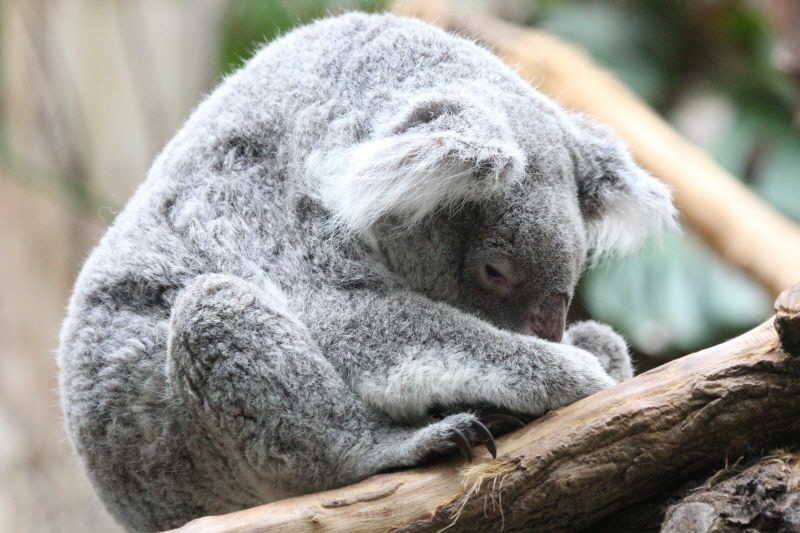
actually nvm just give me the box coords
[563,320,633,383]
[411,412,519,463]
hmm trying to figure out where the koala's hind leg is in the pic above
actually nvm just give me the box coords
[167,274,496,516]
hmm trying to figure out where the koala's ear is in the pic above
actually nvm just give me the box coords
[309,95,525,232]
[570,113,677,260]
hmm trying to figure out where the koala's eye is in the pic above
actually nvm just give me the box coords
[478,260,513,292]
[485,264,504,280]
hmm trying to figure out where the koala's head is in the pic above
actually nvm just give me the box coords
[312,88,675,342]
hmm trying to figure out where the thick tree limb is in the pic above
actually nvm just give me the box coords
[588,451,800,532]
[660,453,800,532]
[170,284,800,532]
[393,0,800,297]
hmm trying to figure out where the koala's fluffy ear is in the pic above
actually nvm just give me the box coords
[309,95,525,232]
[570,113,677,260]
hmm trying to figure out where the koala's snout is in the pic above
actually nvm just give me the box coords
[520,293,567,342]
[473,258,567,341]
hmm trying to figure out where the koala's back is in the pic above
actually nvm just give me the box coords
[57,13,546,530]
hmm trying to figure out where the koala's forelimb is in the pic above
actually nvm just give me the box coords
[168,274,504,497]
[306,289,617,424]
[167,274,616,494]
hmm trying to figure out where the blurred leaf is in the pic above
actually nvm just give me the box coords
[582,232,771,357]
[218,0,388,76]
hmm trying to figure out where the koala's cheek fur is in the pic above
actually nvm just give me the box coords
[380,187,587,336]
[56,12,668,531]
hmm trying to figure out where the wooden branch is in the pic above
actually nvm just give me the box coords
[661,452,800,532]
[392,0,800,297]
[590,449,800,532]
[170,283,800,533]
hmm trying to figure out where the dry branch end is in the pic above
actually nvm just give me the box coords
[775,283,800,357]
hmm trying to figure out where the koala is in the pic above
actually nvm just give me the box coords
[57,13,674,532]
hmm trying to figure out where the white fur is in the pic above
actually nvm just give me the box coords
[565,111,679,262]
[357,347,512,422]
[586,167,678,262]
[309,131,524,233]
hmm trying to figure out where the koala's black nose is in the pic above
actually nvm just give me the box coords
[521,293,567,342]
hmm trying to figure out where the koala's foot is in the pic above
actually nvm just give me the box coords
[563,320,633,382]
[409,413,497,463]
[404,411,528,463]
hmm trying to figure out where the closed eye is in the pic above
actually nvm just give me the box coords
[485,264,505,281]
[478,259,514,292]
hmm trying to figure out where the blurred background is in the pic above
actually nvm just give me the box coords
[1,0,799,531]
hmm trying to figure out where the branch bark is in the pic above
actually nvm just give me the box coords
[392,0,800,297]
[170,284,800,533]
[660,453,800,532]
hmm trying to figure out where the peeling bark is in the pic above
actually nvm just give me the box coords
[661,454,800,533]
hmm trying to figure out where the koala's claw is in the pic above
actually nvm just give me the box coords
[481,413,526,433]
[474,420,497,458]
[450,428,474,462]
[446,418,497,461]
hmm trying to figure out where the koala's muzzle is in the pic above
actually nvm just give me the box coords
[520,293,567,342]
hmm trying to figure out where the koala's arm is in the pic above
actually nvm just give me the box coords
[168,274,526,493]
[311,289,618,422]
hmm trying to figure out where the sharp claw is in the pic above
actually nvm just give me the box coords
[472,420,497,459]
[450,428,474,462]
[481,413,525,430]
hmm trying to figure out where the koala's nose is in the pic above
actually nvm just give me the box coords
[520,293,567,342]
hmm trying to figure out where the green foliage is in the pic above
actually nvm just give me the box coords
[218,0,388,76]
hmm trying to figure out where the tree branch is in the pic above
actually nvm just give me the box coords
[392,0,800,297]
[660,452,800,532]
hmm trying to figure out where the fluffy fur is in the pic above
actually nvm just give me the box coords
[309,92,525,232]
[57,13,674,532]
[567,112,676,261]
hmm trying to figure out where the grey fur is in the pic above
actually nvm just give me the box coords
[57,13,674,531]
[563,320,634,383]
